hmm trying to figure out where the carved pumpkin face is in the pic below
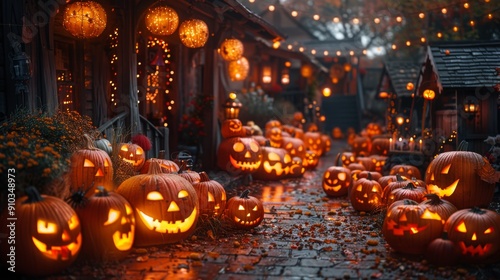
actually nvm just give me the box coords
[390,164,422,180]
[70,134,113,194]
[265,127,284,148]
[140,158,180,174]
[0,188,82,276]
[118,143,146,171]
[331,127,344,139]
[349,177,383,212]
[253,146,292,180]
[225,190,264,229]
[351,136,372,157]
[193,172,227,217]
[370,138,390,156]
[265,119,282,132]
[282,136,306,159]
[444,207,500,262]
[303,131,324,156]
[370,155,387,173]
[340,152,356,167]
[382,199,444,255]
[365,122,382,138]
[73,187,135,261]
[425,148,496,209]
[322,166,351,197]
[217,137,262,175]
[288,156,305,178]
[221,118,247,138]
[321,134,332,154]
[116,162,199,246]
[302,150,319,169]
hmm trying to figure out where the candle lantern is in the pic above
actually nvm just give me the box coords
[11,50,31,81]
[63,1,107,39]
[223,92,242,119]
[463,97,479,119]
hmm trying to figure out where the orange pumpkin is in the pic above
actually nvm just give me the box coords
[217,137,262,175]
[221,118,248,138]
[224,190,264,229]
[140,158,179,174]
[253,142,292,180]
[193,172,226,217]
[322,165,352,197]
[118,142,146,172]
[390,164,422,180]
[349,175,383,212]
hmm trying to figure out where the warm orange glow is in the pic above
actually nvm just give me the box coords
[423,89,435,100]
[406,82,414,91]
[63,1,107,39]
[219,39,244,61]
[145,5,178,36]
[322,87,332,97]
[179,19,209,48]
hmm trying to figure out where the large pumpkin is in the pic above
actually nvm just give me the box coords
[382,199,444,255]
[193,172,226,217]
[71,187,135,262]
[425,141,497,209]
[70,134,113,194]
[0,187,82,277]
[217,136,262,175]
[224,190,264,229]
[118,142,146,172]
[253,142,292,180]
[385,182,427,206]
[116,160,199,246]
[444,207,500,263]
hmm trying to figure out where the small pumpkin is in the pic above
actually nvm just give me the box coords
[322,165,352,197]
[351,135,372,157]
[385,182,427,206]
[303,131,324,156]
[193,172,227,217]
[302,150,320,170]
[253,142,292,180]
[425,232,460,267]
[390,164,422,180]
[94,137,113,155]
[221,118,248,138]
[370,137,390,156]
[118,142,146,172]
[419,193,458,225]
[349,174,383,212]
[224,190,264,229]
[0,187,82,277]
[381,174,409,204]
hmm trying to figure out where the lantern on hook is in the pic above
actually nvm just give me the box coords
[63,1,107,39]
[179,19,209,48]
[145,5,179,36]
[219,38,244,61]
[223,92,242,119]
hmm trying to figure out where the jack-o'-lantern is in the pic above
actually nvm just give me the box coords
[281,124,297,136]
[322,165,351,197]
[288,156,305,178]
[303,131,324,156]
[70,134,113,194]
[282,136,306,159]
[118,142,146,171]
[221,118,248,138]
[370,137,390,156]
[425,141,497,209]
[70,187,135,262]
[381,174,409,204]
[217,137,262,175]
[140,158,180,174]
[356,156,376,171]
[265,119,282,132]
[382,199,444,255]
[370,155,387,173]
[331,127,344,139]
[351,135,372,157]
[306,123,319,132]
[0,187,82,276]
[338,152,356,167]
[385,182,428,206]
[379,174,405,190]
[365,122,383,138]
[357,171,382,182]
[321,134,332,154]
[419,193,458,225]
[94,137,113,155]
[302,150,320,169]
[349,176,383,212]
[224,190,264,229]
[293,127,304,139]
[390,164,422,180]
[193,172,226,217]
[253,142,292,180]
[116,160,199,246]
[265,126,284,148]
[444,207,500,262]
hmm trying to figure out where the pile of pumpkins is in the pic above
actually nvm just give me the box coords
[322,123,500,266]
[217,118,332,180]
[0,134,266,277]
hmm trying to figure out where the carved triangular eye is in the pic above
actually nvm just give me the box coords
[252,206,258,211]
[238,205,245,210]
[441,164,452,174]
[84,159,95,167]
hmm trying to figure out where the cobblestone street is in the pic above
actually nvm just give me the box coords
[50,139,500,280]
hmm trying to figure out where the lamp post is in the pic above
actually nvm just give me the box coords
[223,92,242,119]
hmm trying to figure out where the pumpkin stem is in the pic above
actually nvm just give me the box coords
[396,174,404,181]
[82,133,98,150]
[199,171,210,182]
[94,186,110,197]
[240,189,251,198]
[402,199,419,205]
[24,186,44,204]
[403,182,417,189]
[424,193,443,205]
[147,159,164,175]
[469,207,486,215]
[334,153,342,167]
[458,140,469,151]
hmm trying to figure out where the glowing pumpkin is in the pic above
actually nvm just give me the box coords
[217,137,262,176]
[140,158,180,174]
[253,143,292,180]
[444,207,500,263]
[221,118,248,139]
[390,164,422,180]
[116,160,199,246]
[0,187,81,277]
[370,137,390,156]
[70,187,135,262]
[70,134,113,194]
[365,122,383,138]
[303,131,324,156]
[338,152,356,167]
[349,175,383,212]
[224,190,264,229]
[288,156,305,178]
[351,135,372,157]
[382,199,444,255]
[302,150,320,170]
[419,193,458,225]
[265,119,282,132]
[193,172,226,217]
[282,136,306,159]
[425,141,497,209]
[265,126,284,148]
[322,165,352,197]
[118,142,146,171]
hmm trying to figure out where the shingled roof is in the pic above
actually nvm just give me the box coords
[426,40,500,89]
[381,60,422,98]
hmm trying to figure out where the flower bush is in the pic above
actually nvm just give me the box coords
[178,93,213,146]
[484,134,500,171]
[0,110,99,198]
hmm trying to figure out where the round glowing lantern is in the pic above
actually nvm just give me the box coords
[220,38,244,61]
[145,5,179,36]
[63,1,107,39]
[228,57,249,81]
[300,64,313,78]
[179,19,209,48]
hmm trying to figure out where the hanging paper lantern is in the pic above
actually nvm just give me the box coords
[63,1,107,39]
[300,64,313,78]
[179,19,209,48]
[145,5,179,36]
[220,38,244,61]
[228,57,249,81]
